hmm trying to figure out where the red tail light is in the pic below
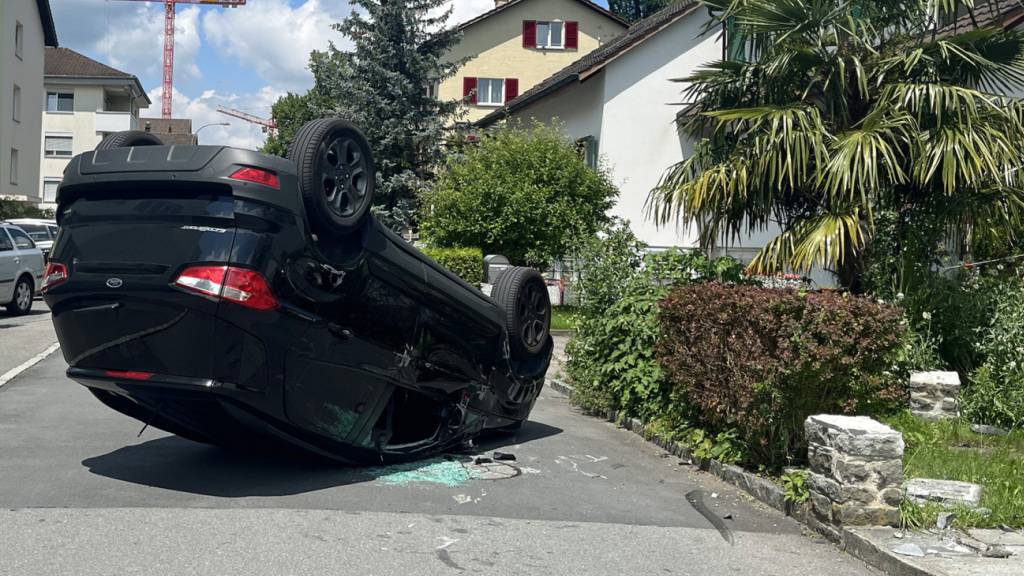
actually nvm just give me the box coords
[41,262,69,292]
[104,370,154,381]
[174,265,278,311]
[229,167,279,189]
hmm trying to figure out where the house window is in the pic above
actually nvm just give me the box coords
[723,17,749,62]
[9,149,18,185]
[12,85,20,123]
[476,78,505,106]
[46,92,74,113]
[576,136,598,170]
[537,21,564,48]
[43,180,61,203]
[15,22,24,60]
[44,136,73,158]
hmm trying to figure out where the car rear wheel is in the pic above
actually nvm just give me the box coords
[492,267,551,358]
[6,276,33,315]
[288,118,376,238]
[95,130,164,150]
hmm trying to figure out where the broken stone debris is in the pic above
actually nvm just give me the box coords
[905,478,983,508]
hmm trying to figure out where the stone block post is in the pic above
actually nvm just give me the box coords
[909,371,961,420]
[805,415,904,527]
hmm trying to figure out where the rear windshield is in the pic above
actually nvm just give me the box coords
[15,223,50,241]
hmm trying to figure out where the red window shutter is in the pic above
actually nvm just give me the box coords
[523,20,537,48]
[565,21,579,49]
[505,78,519,102]
[463,77,477,104]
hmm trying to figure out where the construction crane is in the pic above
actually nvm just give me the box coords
[113,1,247,119]
[216,105,277,134]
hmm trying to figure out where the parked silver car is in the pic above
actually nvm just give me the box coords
[7,218,58,259]
[0,222,46,315]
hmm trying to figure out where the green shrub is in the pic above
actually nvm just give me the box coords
[564,221,746,420]
[421,246,484,285]
[657,284,908,469]
[419,121,618,268]
[0,198,54,220]
[962,278,1024,429]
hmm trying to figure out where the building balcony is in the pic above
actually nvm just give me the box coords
[94,111,137,133]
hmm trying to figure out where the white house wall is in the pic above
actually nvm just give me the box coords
[1,0,46,203]
[598,13,720,249]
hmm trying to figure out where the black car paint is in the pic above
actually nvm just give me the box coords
[45,145,551,463]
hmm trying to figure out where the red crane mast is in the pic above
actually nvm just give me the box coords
[113,1,247,119]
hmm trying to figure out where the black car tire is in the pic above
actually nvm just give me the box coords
[492,267,551,358]
[6,276,33,315]
[95,130,164,150]
[288,118,376,238]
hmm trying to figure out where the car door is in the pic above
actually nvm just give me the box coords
[6,227,44,290]
[0,229,16,303]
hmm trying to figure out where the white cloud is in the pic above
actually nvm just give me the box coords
[143,85,285,150]
[447,0,500,25]
[54,1,202,83]
[202,0,352,93]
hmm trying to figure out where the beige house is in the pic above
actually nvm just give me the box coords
[1,0,58,204]
[442,0,627,124]
[40,47,149,208]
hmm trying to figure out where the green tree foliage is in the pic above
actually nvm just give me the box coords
[0,199,53,220]
[608,0,672,23]
[262,93,321,157]
[647,0,1024,290]
[419,123,618,268]
[265,0,465,229]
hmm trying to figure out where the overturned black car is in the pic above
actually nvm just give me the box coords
[43,119,552,464]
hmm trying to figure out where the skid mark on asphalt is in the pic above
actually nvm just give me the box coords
[554,455,608,479]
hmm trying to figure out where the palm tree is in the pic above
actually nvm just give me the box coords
[647,0,1024,289]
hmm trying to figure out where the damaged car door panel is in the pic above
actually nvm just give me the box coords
[43,119,552,464]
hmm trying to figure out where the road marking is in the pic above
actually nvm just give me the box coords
[0,342,60,390]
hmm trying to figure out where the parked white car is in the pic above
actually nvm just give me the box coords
[6,218,58,259]
[0,223,46,315]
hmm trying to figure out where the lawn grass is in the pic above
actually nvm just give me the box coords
[550,306,580,331]
[884,411,1024,529]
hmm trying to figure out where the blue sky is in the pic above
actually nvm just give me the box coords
[50,0,610,148]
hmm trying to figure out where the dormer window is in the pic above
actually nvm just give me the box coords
[523,20,579,50]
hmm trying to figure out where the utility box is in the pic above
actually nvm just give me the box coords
[483,254,511,284]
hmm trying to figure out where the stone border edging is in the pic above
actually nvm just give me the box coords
[546,377,936,576]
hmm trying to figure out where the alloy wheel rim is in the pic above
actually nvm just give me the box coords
[320,135,369,219]
[16,282,30,310]
[518,282,548,349]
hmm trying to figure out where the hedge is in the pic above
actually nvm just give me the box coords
[422,246,484,286]
[657,284,909,469]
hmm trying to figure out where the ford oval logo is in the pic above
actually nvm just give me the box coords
[106,278,124,289]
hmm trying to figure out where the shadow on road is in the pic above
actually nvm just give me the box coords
[81,420,562,497]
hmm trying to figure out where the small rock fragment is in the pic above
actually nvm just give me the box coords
[474,456,492,465]
[937,512,955,530]
[970,423,1009,436]
[983,546,1013,559]
[892,543,926,557]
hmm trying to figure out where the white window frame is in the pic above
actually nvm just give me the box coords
[536,20,564,49]
[9,149,18,185]
[476,78,505,107]
[44,135,74,158]
[15,21,24,60]
[46,92,74,114]
[42,179,61,203]
[12,84,20,123]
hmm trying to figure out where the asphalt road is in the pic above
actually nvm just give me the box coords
[0,327,877,575]
[0,299,55,380]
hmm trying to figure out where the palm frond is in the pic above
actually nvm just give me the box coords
[822,110,916,209]
[747,210,867,274]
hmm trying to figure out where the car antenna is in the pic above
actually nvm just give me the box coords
[137,401,166,438]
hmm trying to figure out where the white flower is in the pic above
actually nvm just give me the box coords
[922,311,932,320]
[896,292,905,301]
